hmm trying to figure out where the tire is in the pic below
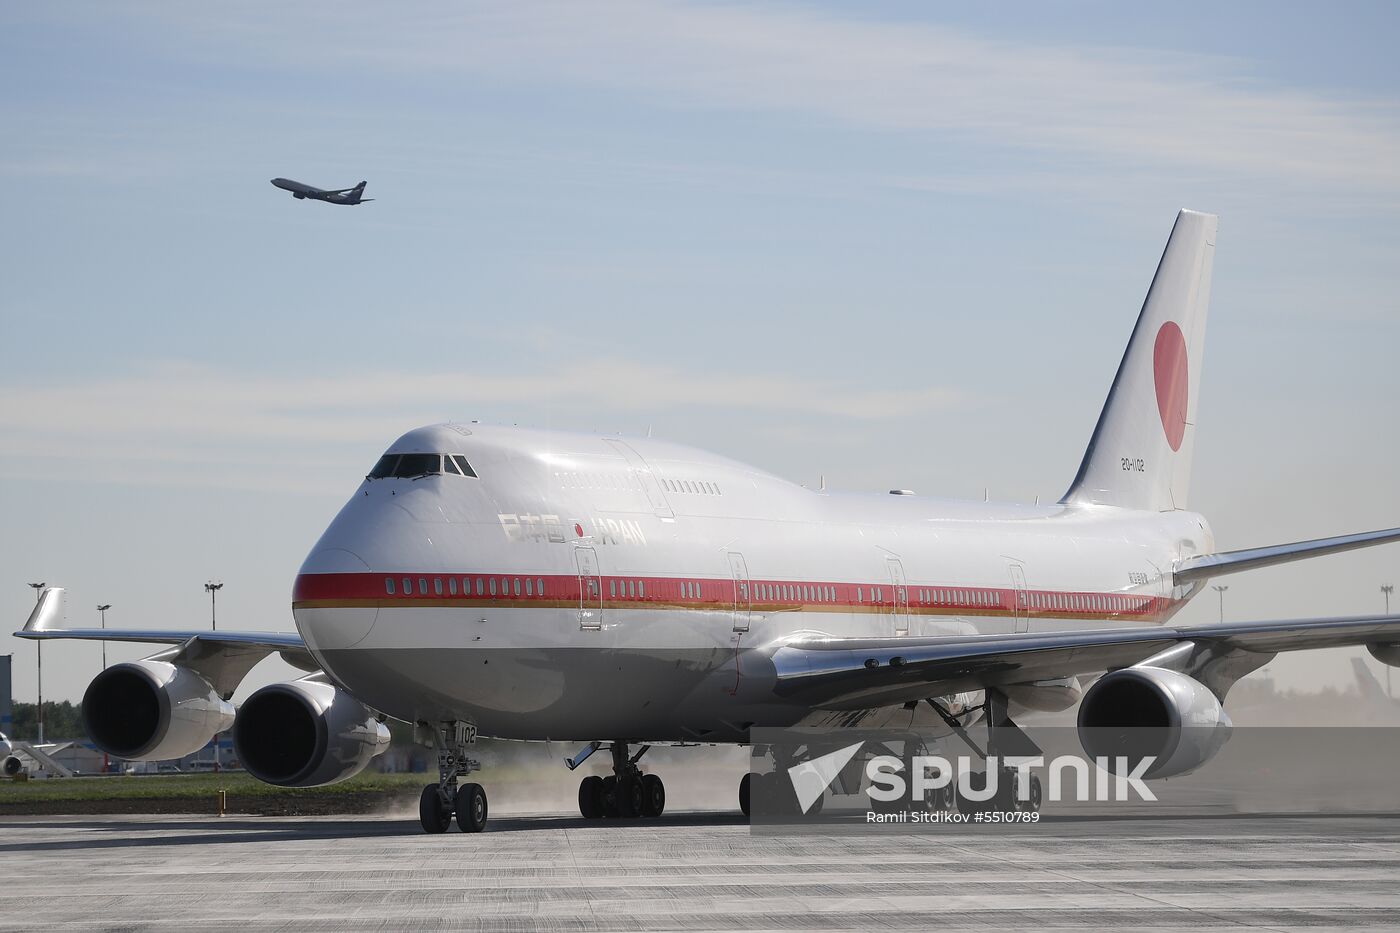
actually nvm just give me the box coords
[579,775,604,819]
[419,785,451,834]
[1025,774,1043,814]
[456,782,488,833]
[620,775,644,818]
[641,774,665,818]
[739,772,752,818]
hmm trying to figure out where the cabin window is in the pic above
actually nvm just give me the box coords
[610,580,617,598]
[448,578,457,595]
[434,578,443,595]
[402,577,413,595]
[638,581,645,598]
[514,578,521,596]
[525,578,533,596]
[475,578,484,595]
[537,578,545,595]
[489,578,497,596]
[385,577,395,595]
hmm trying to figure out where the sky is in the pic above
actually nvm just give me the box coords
[2,1,1399,707]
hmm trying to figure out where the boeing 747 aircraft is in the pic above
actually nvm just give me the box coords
[18,210,1400,832]
[269,177,372,204]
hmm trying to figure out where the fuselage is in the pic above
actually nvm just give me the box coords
[292,423,1213,742]
[269,178,364,204]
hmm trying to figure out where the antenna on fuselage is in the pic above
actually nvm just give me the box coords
[819,474,826,492]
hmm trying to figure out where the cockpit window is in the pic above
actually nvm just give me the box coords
[394,453,441,477]
[368,454,401,479]
[368,452,478,479]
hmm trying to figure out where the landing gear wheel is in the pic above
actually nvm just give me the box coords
[619,775,644,818]
[1021,774,1043,814]
[456,782,488,833]
[939,783,957,811]
[641,773,666,818]
[579,774,604,819]
[739,773,752,818]
[419,785,451,834]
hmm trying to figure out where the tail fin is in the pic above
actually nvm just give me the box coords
[1062,210,1217,511]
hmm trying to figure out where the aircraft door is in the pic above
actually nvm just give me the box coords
[1009,564,1029,633]
[575,546,603,630]
[886,557,909,635]
[728,552,752,632]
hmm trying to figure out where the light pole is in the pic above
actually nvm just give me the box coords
[27,583,44,744]
[97,604,111,670]
[1212,584,1229,623]
[204,582,224,772]
[1384,585,1394,699]
[96,603,112,772]
[204,582,223,631]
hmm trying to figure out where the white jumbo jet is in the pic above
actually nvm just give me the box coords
[18,210,1400,832]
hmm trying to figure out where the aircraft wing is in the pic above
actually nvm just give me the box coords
[1174,526,1400,585]
[771,613,1400,710]
[14,588,315,697]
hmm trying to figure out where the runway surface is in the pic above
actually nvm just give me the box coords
[2,811,1399,931]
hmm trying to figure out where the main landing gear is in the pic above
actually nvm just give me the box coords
[927,689,1044,816]
[570,741,665,819]
[420,720,488,833]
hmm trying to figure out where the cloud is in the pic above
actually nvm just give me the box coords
[0,360,966,492]
[116,0,1400,199]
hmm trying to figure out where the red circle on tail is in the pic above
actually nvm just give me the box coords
[1153,321,1189,452]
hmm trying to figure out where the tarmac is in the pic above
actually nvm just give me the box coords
[2,810,1399,931]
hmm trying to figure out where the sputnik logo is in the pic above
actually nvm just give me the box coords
[786,742,864,813]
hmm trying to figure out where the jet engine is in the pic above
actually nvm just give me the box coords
[2,755,22,777]
[233,678,390,787]
[82,661,235,761]
[1077,666,1232,779]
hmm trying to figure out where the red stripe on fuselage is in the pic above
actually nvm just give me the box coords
[292,572,1173,621]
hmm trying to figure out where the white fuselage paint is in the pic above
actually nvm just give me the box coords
[292,423,1212,742]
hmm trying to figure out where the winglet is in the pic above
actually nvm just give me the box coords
[21,587,64,634]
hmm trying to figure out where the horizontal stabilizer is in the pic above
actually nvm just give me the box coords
[1173,526,1400,585]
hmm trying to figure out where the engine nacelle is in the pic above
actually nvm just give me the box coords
[1367,643,1400,667]
[1077,666,1232,779]
[2,755,22,777]
[82,661,235,761]
[233,679,390,787]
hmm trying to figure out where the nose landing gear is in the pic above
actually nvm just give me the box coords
[419,720,487,833]
[569,741,665,819]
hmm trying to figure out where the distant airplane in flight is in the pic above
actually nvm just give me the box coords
[270,178,373,205]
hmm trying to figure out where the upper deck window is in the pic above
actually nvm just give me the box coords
[368,452,478,479]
